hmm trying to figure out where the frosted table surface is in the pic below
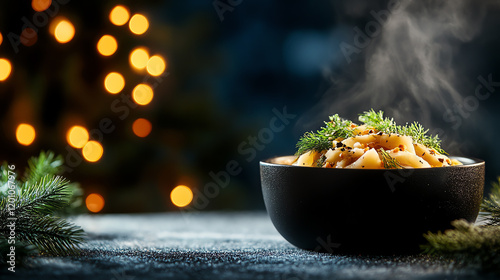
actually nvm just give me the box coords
[2,212,497,280]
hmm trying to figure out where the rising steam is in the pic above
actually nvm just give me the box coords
[297,0,494,145]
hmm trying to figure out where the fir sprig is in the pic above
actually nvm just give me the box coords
[422,220,500,271]
[296,114,353,155]
[481,177,500,226]
[422,179,500,271]
[0,151,86,265]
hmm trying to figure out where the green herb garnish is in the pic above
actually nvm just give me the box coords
[359,109,445,154]
[378,148,404,169]
[295,114,353,156]
[295,109,446,156]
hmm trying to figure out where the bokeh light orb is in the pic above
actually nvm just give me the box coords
[0,58,12,81]
[129,14,149,35]
[82,140,104,162]
[32,0,52,12]
[132,118,152,138]
[16,124,36,146]
[110,5,130,26]
[132,84,154,105]
[0,32,3,46]
[104,72,125,94]
[146,55,166,76]
[21,28,38,47]
[67,126,89,148]
[97,35,118,56]
[129,47,149,70]
[170,185,193,207]
[86,193,105,213]
[54,19,75,43]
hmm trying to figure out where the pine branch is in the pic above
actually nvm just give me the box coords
[23,151,64,188]
[422,220,500,271]
[0,151,87,259]
[11,215,86,256]
[481,177,500,226]
[0,175,72,219]
[0,236,37,267]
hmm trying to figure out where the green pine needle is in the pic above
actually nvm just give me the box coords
[481,177,500,226]
[1,175,72,217]
[422,220,500,271]
[23,151,64,188]
[422,179,500,271]
[13,215,85,256]
[0,151,86,261]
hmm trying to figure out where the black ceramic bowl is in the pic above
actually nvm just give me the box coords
[260,156,485,254]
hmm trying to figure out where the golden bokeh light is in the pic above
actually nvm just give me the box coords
[146,55,166,76]
[16,123,36,146]
[67,126,89,148]
[97,35,118,56]
[0,58,12,81]
[54,19,75,43]
[86,193,105,213]
[132,84,154,105]
[129,14,149,35]
[32,0,52,12]
[132,118,152,138]
[0,32,3,46]
[129,47,149,70]
[21,28,38,47]
[110,5,130,26]
[82,140,104,162]
[104,72,125,94]
[170,185,193,208]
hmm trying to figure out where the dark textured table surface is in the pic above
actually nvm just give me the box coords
[2,212,498,280]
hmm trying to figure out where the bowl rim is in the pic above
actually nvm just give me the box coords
[260,155,485,170]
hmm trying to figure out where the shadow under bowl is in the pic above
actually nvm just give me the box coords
[260,156,485,254]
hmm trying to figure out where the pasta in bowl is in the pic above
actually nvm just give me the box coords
[293,109,461,169]
[260,110,485,254]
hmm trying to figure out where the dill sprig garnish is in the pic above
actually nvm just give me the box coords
[295,114,353,155]
[359,109,446,154]
[378,148,404,169]
[295,109,447,156]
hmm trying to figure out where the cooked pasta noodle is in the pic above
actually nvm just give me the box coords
[293,111,461,169]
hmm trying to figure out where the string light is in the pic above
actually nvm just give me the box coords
[86,193,105,213]
[16,124,36,146]
[132,84,153,105]
[67,126,89,148]
[104,72,125,94]
[53,19,75,43]
[170,185,193,207]
[146,55,166,76]
[129,47,149,70]
[110,5,130,26]
[82,140,104,162]
[32,0,52,12]
[97,35,118,56]
[0,58,12,81]
[132,118,152,137]
[129,14,149,35]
